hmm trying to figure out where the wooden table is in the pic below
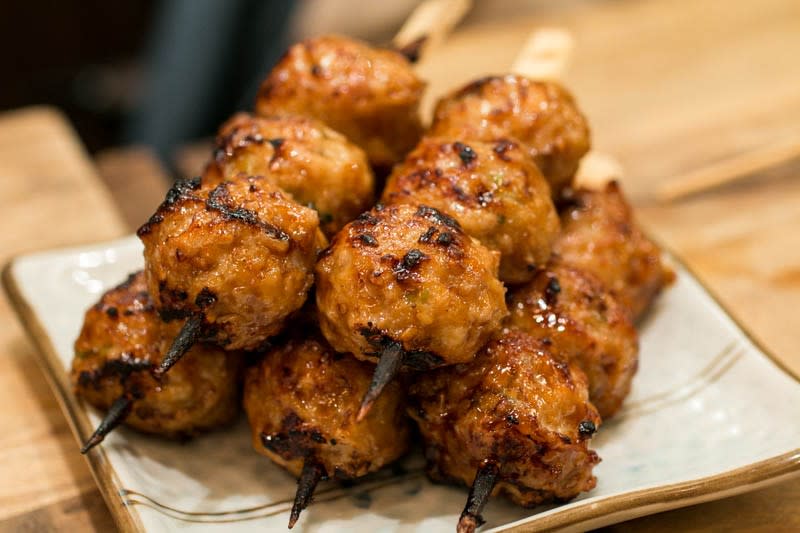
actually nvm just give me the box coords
[2,0,800,530]
[0,107,124,531]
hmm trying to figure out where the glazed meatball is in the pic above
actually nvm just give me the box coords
[409,331,600,531]
[506,262,639,418]
[256,34,425,168]
[206,113,375,236]
[244,328,410,527]
[315,203,507,368]
[138,174,326,351]
[430,75,590,194]
[72,272,242,437]
[382,137,560,283]
[556,182,674,320]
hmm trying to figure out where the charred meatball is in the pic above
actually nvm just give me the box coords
[506,262,639,417]
[430,75,590,194]
[138,174,326,351]
[244,334,408,479]
[72,272,241,439]
[244,329,409,527]
[244,334,410,478]
[382,137,560,283]
[316,203,507,367]
[556,182,674,320]
[409,331,601,532]
[206,113,374,236]
[256,34,425,168]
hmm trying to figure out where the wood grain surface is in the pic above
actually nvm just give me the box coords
[2,0,800,530]
[0,107,123,530]
[415,0,800,202]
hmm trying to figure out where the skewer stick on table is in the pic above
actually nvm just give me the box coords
[656,134,800,202]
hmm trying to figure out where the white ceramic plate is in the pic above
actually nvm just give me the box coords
[4,235,800,532]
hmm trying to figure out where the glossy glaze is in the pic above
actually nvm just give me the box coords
[316,203,507,365]
[382,137,560,283]
[138,175,326,350]
[430,75,590,194]
[556,182,674,320]
[207,113,374,236]
[409,331,601,507]
[72,271,241,437]
[506,262,639,418]
[256,34,425,167]
[244,330,409,479]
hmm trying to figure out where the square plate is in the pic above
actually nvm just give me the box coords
[4,235,800,532]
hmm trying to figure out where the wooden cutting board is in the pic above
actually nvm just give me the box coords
[1,0,799,529]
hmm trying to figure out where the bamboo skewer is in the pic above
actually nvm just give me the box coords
[357,341,405,422]
[510,27,574,81]
[453,32,604,533]
[286,5,475,524]
[574,151,625,190]
[510,26,798,199]
[457,460,501,533]
[656,134,800,202]
[393,0,473,61]
[356,0,473,421]
[510,27,622,190]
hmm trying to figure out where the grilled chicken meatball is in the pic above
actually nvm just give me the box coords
[430,75,590,194]
[315,203,507,368]
[556,182,674,320]
[244,328,410,527]
[409,331,600,531]
[506,262,638,418]
[138,174,326,351]
[382,137,560,283]
[206,113,374,236]
[72,272,241,437]
[256,34,425,168]
[244,332,409,478]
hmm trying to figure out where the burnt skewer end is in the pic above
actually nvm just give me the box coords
[457,460,501,533]
[80,434,104,455]
[356,341,405,422]
[80,395,133,454]
[456,513,480,533]
[154,314,203,378]
[288,460,325,529]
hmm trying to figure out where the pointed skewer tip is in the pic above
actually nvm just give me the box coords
[355,402,372,424]
[156,315,203,377]
[356,341,405,422]
[80,395,133,454]
[80,434,103,455]
[457,460,500,533]
[288,460,324,529]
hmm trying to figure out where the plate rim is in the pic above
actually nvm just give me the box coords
[3,236,800,533]
[2,255,145,533]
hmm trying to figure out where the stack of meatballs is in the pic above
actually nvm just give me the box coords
[71,34,673,532]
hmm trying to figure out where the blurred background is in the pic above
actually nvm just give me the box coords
[2,0,554,171]
[6,0,796,217]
